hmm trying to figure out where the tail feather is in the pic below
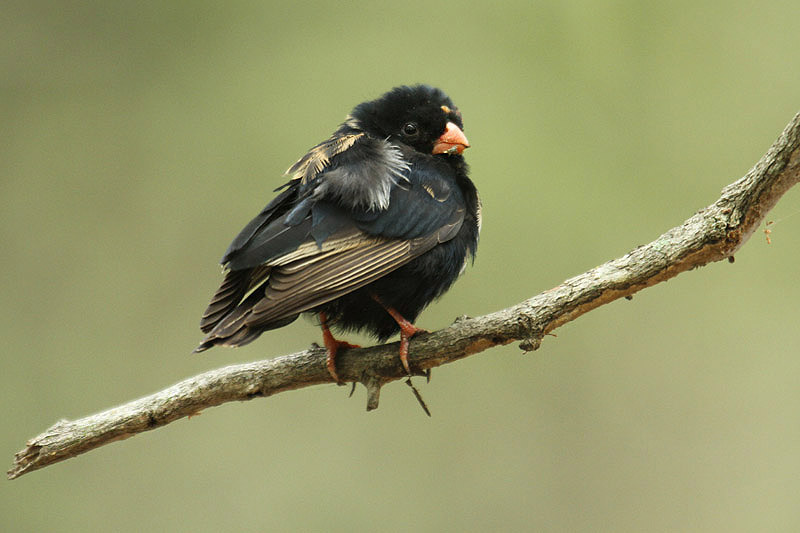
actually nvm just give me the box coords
[199,269,249,333]
[194,308,300,353]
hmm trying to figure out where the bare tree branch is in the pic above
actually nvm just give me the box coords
[9,112,800,480]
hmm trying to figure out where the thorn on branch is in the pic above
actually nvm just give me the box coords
[405,378,431,417]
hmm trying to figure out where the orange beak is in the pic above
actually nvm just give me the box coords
[432,122,470,155]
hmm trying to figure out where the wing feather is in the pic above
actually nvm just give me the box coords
[247,237,422,325]
[286,133,364,183]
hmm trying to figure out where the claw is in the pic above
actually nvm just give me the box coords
[371,295,426,375]
[319,312,360,383]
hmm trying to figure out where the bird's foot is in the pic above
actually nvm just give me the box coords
[370,294,428,376]
[319,312,360,384]
[398,323,426,376]
[322,337,361,384]
[325,339,361,384]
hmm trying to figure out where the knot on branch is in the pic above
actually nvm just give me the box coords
[519,336,542,352]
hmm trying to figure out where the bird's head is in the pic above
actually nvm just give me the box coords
[347,85,470,156]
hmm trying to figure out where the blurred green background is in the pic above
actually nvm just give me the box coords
[3,1,799,531]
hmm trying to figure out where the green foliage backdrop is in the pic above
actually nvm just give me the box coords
[3,2,799,531]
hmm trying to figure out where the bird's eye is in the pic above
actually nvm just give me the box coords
[402,122,419,137]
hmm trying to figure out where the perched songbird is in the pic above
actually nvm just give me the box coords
[195,85,480,382]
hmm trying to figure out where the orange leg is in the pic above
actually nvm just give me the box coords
[319,312,360,383]
[371,295,427,375]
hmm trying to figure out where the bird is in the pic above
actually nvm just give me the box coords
[195,84,480,383]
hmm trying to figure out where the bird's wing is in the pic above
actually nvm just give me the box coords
[199,157,465,342]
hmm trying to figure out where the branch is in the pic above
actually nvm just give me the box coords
[9,112,800,480]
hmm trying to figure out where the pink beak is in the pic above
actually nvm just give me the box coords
[432,122,470,155]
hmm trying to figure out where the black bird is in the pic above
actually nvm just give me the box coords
[195,85,480,382]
